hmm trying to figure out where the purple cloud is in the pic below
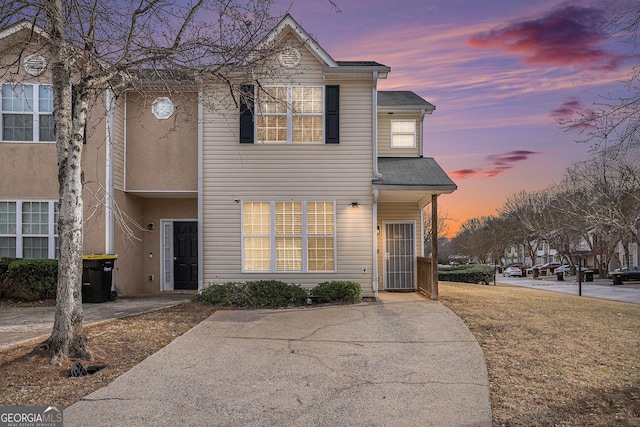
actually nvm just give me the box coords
[468,5,625,71]
[451,150,541,179]
[550,97,598,130]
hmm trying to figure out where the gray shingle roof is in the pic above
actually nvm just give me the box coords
[377,91,435,111]
[336,61,388,67]
[374,157,457,190]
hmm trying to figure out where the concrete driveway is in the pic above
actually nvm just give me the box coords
[64,292,492,426]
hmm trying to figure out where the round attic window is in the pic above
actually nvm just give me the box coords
[23,54,47,76]
[152,97,174,119]
[278,47,301,68]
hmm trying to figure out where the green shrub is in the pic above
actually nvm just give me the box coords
[310,280,362,303]
[0,257,16,282]
[244,280,309,308]
[194,280,308,308]
[438,264,493,285]
[7,259,58,300]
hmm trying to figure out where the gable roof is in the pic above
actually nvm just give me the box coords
[259,14,338,67]
[378,91,435,113]
[374,157,457,191]
[260,15,390,76]
[0,20,49,41]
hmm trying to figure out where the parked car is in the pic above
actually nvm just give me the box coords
[526,264,543,274]
[553,265,571,274]
[540,262,562,273]
[610,266,640,281]
[503,266,522,277]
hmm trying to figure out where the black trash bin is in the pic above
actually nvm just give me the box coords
[585,271,594,282]
[556,272,564,281]
[612,273,624,286]
[82,254,118,303]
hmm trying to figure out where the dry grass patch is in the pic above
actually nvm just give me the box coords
[439,281,640,426]
[0,302,216,408]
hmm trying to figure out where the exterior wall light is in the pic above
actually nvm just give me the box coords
[350,202,360,208]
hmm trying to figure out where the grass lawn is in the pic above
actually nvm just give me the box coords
[439,281,640,426]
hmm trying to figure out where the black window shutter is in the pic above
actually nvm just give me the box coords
[239,85,254,143]
[325,85,339,144]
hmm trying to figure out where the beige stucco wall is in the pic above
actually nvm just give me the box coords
[124,91,198,192]
[201,33,376,296]
[377,113,422,157]
[112,192,144,295]
[110,194,197,296]
[0,144,58,198]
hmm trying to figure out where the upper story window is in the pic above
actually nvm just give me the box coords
[390,119,416,148]
[257,86,323,144]
[240,84,339,144]
[1,83,55,143]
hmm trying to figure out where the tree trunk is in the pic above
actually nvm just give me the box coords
[30,0,91,364]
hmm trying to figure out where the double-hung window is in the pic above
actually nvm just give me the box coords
[243,201,335,272]
[390,119,416,148]
[1,83,55,142]
[256,86,324,144]
[0,201,58,259]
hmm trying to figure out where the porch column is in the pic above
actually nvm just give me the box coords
[431,194,438,300]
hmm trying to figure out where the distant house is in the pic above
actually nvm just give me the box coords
[0,15,456,298]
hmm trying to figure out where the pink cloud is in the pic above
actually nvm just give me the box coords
[550,97,598,130]
[450,169,480,179]
[451,150,541,179]
[468,5,625,71]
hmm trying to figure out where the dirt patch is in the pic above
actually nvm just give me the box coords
[0,302,216,408]
[439,282,640,426]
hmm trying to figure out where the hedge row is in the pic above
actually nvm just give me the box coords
[0,258,58,301]
[194,280,362,308]
[438,264,494,285]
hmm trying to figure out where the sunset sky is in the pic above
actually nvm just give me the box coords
[275,0,637,236]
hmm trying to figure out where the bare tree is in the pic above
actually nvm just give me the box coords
[0,0,282,363]
[566,2,639,154]
[562,151,640,271]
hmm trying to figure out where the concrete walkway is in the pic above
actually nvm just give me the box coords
[64,292,492,426]
[0,294,193,350]
[497,276,640,304]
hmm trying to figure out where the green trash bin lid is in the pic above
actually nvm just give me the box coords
[83,254,118,260]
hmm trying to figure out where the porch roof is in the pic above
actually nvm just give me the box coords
[373,157,457,205]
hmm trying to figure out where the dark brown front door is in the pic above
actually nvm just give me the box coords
[174,221,198,290]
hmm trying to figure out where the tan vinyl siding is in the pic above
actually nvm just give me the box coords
[201,41,376,295]
[112,94,125,191]
[376,202,424,288]
[377,113,421,157]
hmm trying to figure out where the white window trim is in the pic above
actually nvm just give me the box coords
[390,119,417,148]
[1,83,55,143]
[160,220,174,291]
[256,85,325,144]
[241,200,337,273]
[0,200,58,259]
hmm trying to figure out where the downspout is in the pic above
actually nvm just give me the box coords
[372,188,379,296]
[419,108,425,158]
[197,82,204,291]
[372,71,382,179]
[105,88,115,254]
